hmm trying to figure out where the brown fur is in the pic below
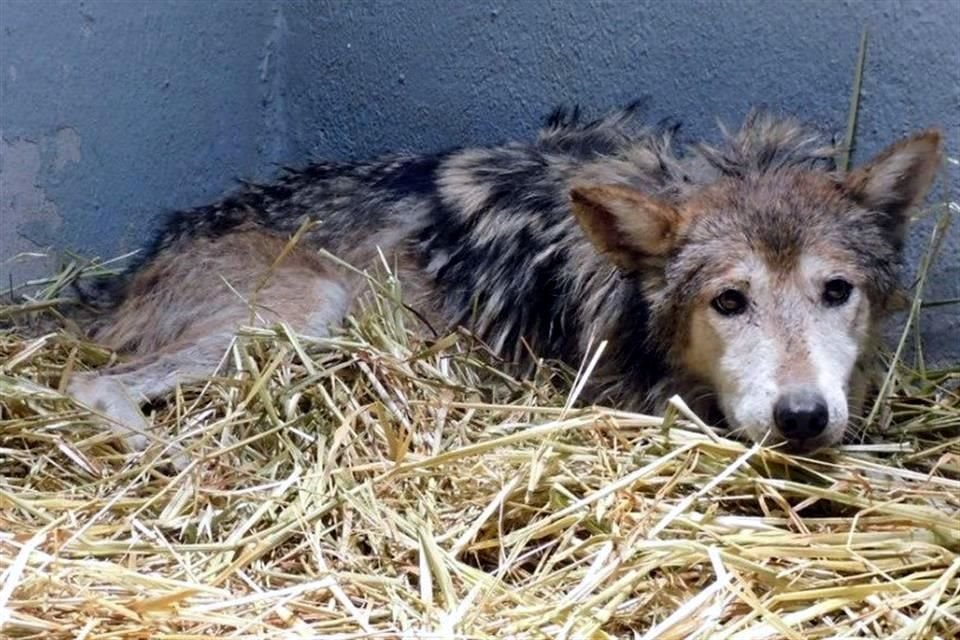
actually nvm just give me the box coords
[92,229,341,355]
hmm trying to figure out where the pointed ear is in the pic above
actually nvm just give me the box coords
[569,184,681,270]
[845,130,942,240]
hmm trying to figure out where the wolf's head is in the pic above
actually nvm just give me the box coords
[570,117,941,453]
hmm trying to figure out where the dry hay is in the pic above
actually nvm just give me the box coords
[1,208,959,639]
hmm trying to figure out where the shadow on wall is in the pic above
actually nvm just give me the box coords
[1,0,958,357]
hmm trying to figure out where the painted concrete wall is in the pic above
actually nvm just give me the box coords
[1,0,284,284]
[1,0,958,359]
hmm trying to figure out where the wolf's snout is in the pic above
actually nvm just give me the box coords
[773,389,829,442]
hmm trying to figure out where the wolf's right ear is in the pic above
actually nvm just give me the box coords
[570,184,680,270]
[844,130,942,242]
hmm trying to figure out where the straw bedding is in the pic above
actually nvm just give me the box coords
[1,219,958,639]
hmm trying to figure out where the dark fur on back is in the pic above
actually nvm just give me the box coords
[81,103,851,409]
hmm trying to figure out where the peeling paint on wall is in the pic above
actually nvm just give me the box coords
[0,0,277,287]
[0,132,70,287]
[52,127,82,173]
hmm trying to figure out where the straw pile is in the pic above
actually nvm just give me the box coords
[1,210,958,639]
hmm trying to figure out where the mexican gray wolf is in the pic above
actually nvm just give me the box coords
[67,103,942,458]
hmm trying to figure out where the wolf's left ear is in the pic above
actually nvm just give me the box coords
[845,130,942,241]
[569,184,681,271]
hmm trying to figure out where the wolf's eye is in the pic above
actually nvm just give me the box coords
[712,290,749,316]
[822,279,853,306]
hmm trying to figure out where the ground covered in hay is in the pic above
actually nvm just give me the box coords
[1,258,959,640]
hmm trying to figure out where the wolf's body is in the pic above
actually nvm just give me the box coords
[68,105,941,457]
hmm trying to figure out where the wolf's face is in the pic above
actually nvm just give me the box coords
[667,173,881,452]
[571,129,941,452]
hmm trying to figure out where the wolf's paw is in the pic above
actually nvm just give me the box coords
[68,374,191,471]
[68,374,151,453]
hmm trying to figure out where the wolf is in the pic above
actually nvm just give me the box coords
[67,104,941,457]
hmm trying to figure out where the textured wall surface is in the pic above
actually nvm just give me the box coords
[0,0,283,283]
[1,0,958,358]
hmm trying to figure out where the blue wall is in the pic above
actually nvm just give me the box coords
[1,0,282,281]
[1,0,958,358]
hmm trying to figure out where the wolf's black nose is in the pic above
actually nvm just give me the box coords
[774,390,829,441]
